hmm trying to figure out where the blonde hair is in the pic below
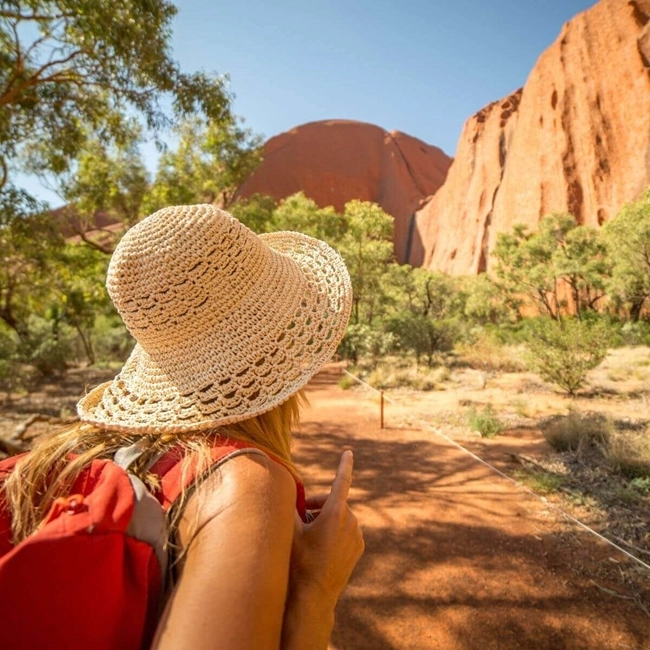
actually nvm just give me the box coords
[3,391,306,545]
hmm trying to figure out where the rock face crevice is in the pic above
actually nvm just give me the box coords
[413,0,650,274]
[235,120,452,263]
[411,89,521,272]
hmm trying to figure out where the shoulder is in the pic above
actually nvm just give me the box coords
[218,449,297,501]
[177,450,297,551]
[153,451,297,649]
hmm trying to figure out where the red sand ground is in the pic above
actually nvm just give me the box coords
[294,366,650,650]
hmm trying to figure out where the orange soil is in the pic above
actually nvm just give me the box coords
[294,366,650,650]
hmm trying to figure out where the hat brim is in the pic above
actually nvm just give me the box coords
[77,231,352,434]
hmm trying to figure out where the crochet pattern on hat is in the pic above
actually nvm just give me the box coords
[77,205,352,433]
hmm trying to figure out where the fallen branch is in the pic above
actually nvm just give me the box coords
[0,437,27,457]
[590,580,635,600]
[13,414,68,441]
[509,452,554,473]
[14,414,48,440]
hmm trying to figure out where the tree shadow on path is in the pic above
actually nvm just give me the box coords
[294,372,650,650]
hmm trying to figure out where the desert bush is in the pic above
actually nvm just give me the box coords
[92,315,134,363]
[607,432,650,478]
[24,317,76,377]
[616,321,650,347]
[366,363,450,391]
[0,327,22,397]
[456,328,526,374]
[539,411,611,454]
[525,318,610,395]
[386,312,456,367]
[628,476,650,495]
[338,373,356,390]
[465,404,503,438]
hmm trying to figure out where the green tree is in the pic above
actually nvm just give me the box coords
[267,192,345,245]
[229,194,276,234]
[493,222,559,319]
[51,244,111,365]
[338,201,394,325]
[493,213,609,319]
[0,190,62,339]
[603,190,650,321]
[147,116,262,212]
[57,134,150,253]
[462,274,511,325]
[526,318,609,396]
[552,223,610,318]
[0,0,237,364]
[1,0,232,198]
[384,266,462,366]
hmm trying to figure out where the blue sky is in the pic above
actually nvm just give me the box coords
[170,0,596,154]
[23,0,597,203]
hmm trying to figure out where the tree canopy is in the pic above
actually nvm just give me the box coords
[603,190,650,320]
[492,213,610,319]
[0,0,232,199]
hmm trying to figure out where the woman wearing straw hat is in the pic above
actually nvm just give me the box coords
[0,204,364,649]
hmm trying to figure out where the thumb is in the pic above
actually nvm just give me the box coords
[324,450,353,511]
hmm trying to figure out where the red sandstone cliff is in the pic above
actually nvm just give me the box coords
[412,0,650,274]
[235,120,452,263]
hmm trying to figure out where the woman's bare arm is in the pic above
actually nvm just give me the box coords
[153,453,296,650]
[153,450,364,650]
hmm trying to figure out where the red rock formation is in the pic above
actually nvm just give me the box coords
[413,0,650,274]
[235,120,452,263]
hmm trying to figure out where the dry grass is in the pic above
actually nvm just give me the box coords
[539,411,650,479]
[607,431,650,478]
[510,398,532,418]
[456,334,526,375]
[539,411,611,455]
[339,357,451,392]
[595,346,650,387]
[366,364,450,391]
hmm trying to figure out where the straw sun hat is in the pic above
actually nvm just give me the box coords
[77,204,352,434]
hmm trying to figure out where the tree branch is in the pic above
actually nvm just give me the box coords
[0,49,85,107]
[72,227,115,255]
[0,156,7,191]
[0,11,74,21]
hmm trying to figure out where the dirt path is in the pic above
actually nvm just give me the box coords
[295,366,650,650]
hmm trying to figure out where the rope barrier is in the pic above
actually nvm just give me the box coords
[341,367,650,574]
[420,420,650,574]
[341,369,398,404]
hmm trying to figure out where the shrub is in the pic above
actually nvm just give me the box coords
[0,327,22,397]
[93,315,134,363]
[539,411,610,454]
[617,321,650,347]
[24,317,76,377]
[607,432,650,478]
[525,318,610,395]
[365,363,450,391]
[515,469,564,494]
[627,476,650,495]
[338,373,356,390]
[465,404,503,438]
[457,328,526,374]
